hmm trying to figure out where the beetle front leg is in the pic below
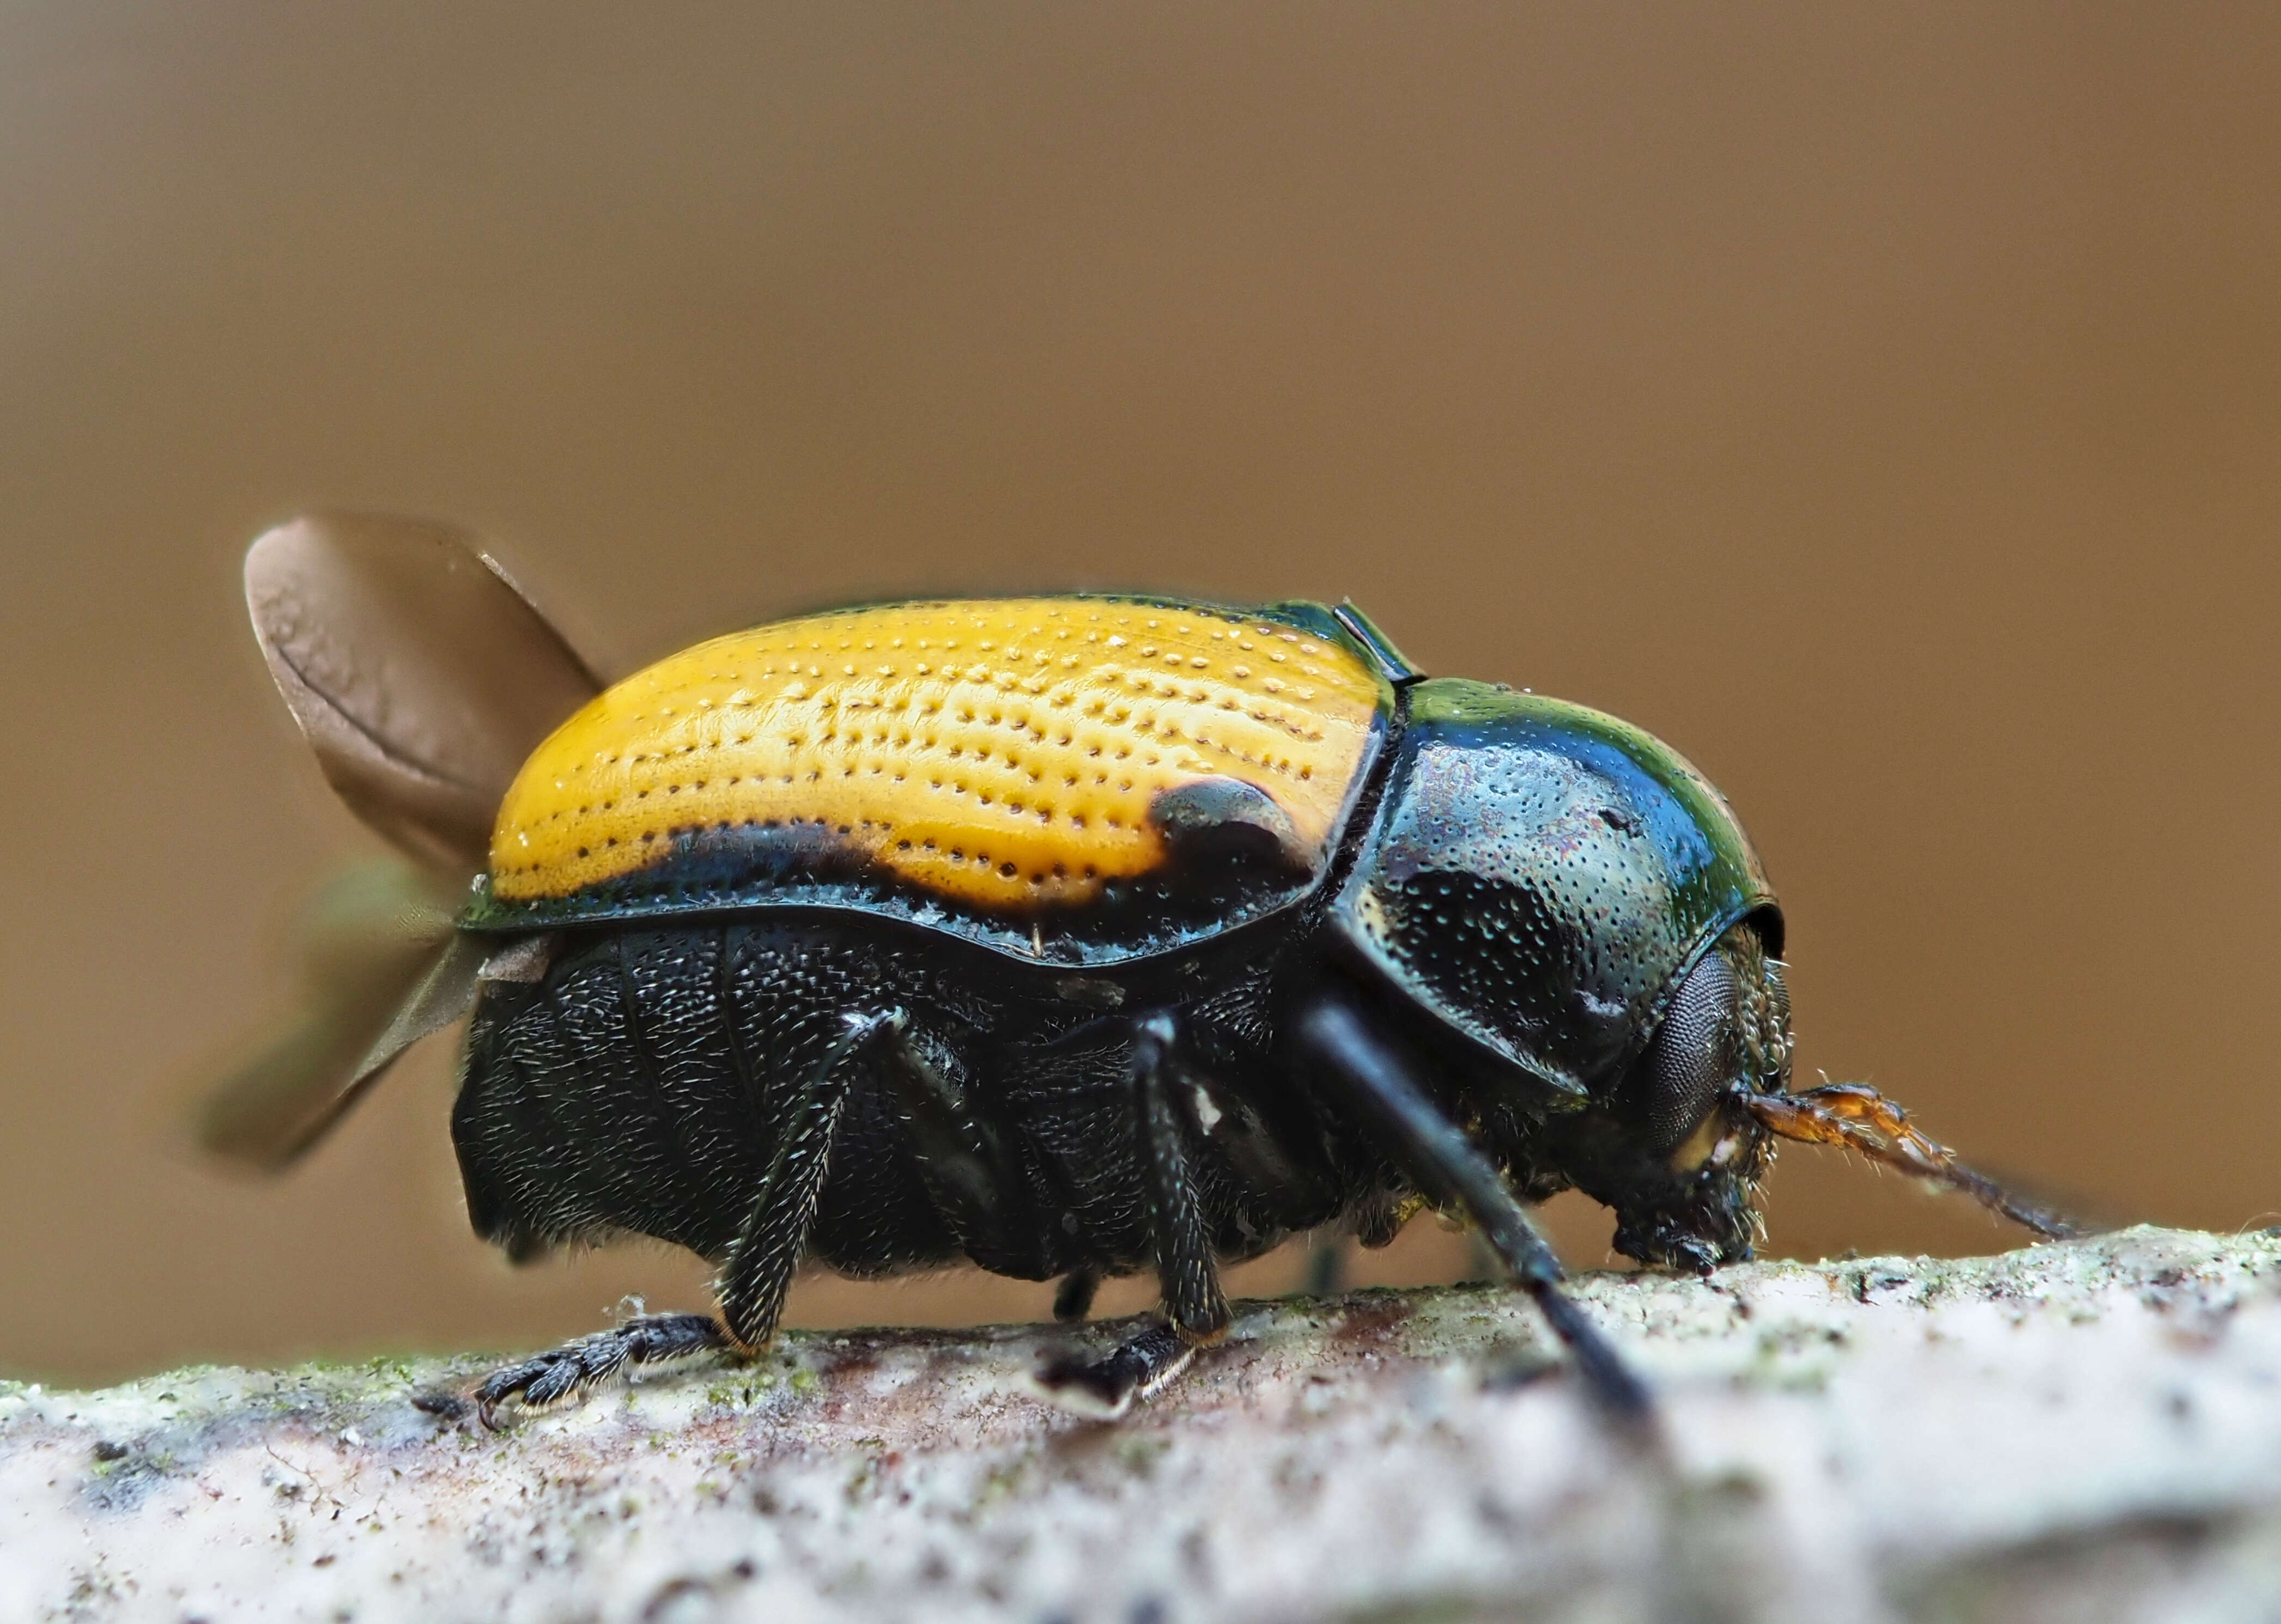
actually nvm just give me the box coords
[1293,996,1655,1438]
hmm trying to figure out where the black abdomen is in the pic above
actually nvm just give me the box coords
[453,924,957,1274]
[453,916,1351,1291]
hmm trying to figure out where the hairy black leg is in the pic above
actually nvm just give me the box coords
[1352,1187,1410,1249]
[471,1312,725,1430]
[1033,1323,1194,1420]
[878,1023,1046,1274]
[719,1008,905,1349]
[1053,1269,1100,1322]
[1294,997,1654,1435]
[465,1009,902,1424]
[1168,1019,1339,1234]
[1129,1011,1232,1345]
[1034,1013,1231,1418]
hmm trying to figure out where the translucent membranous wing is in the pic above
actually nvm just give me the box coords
[209,513,602,1169]
[194,862,470,1171]
[244,513,603,873]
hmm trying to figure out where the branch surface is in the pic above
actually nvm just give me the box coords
[4,1226,2278,1622]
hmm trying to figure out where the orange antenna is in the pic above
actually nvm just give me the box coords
[1744,1082,2085,1240]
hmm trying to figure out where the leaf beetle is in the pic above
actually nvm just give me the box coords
[206,513,2074,1431]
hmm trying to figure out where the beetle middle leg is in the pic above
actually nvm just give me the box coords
[1293,996,1655,1439]
[1034,1010,1234,1416]
[1052,1269,1101,1322]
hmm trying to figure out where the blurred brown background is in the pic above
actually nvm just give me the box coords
[2,4,2275,1385]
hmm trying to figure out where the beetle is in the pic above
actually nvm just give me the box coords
[204,513,2075,1430]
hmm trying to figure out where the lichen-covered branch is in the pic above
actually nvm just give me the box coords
[4,1227,2278,1622]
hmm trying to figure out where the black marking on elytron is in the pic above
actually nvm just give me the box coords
[1150,777,1309,873]
[463,718,1397,971]
[463,823,1319,967]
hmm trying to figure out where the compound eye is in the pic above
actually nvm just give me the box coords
[1637,950,1738,1153]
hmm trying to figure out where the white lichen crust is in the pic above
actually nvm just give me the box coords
[3,1227,2278,1622]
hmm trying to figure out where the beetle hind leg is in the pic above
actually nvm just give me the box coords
[469,1311,728,1428]
[464,1006,906,1427]
[718,1008,908,1348]
[879,1018,1053,1277]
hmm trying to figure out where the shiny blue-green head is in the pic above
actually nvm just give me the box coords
[1332,679,1790,1268]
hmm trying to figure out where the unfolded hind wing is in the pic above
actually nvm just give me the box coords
[204,514,600,1170]
[244,512,602,872]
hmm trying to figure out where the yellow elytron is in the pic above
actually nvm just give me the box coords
[489,598,1387,912]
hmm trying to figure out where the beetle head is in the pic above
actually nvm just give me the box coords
[1331,678,1785,1269]
[1545,922,1790,1271]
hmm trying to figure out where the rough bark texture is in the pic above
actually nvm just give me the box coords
[4,1226,2276,1623]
